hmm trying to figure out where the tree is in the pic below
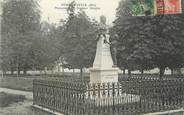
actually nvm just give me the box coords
[113,0,184,78]
[37,22,61,73]
[1,0,41,75]
[112,1,156,74]
[150,14,184,76]
[61,3,98,78]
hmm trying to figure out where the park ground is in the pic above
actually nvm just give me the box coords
[0,76,55,115]
[0,73,78,115]
[1,73,184,115]
[0,88,54,115]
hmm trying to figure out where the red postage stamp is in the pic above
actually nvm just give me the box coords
[156,0,182,14]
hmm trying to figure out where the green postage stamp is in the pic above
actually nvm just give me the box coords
[128,0,182,16]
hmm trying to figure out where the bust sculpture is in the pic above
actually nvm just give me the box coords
[97,15,108,37]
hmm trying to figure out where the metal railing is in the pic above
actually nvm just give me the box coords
[118,74,184,81]
[33,79,184,115]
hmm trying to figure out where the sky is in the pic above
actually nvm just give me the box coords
[40,0,121,25]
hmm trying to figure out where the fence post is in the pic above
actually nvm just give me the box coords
[112,83,115,115]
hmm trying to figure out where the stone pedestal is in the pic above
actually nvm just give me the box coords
[90,34,118,83]
[90,68,118,83]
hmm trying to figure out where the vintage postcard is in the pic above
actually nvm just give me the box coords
[1,0,184,115]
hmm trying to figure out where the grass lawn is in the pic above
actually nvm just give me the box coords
[0,92,26,107]
[0,73,89,91]
[0,77,34,91]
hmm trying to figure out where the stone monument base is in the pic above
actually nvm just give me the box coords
[89,68,118,83]
[85,93,140,106]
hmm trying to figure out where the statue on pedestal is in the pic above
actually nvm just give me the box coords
[90,15,119,83]
[97,15,118,67]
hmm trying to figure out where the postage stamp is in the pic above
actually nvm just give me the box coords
[155,0,182,15]
[128,0,155,16]
[128,0,182,16]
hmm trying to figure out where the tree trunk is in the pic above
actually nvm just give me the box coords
[39,70,42,75]
[17,65,20,77]
[23,68,27,75]
[16,63,20,77]
[58,65,60,72]
[72,69,75,76]
[2,71,6,78]
[128,70,131,78]
[159,67,165,80]
[11,67,14,75]
[44,70,47,75]
[62,67,65,75]
[57,65,60,73]
[51,69,54,74]
[17,69,20,76]
[123,69,126,75]
[1,72,4,78]
[44,67,47,75]
[3,71,6,76]
[171,68,174,75]
[141,69,144,75]
[141,69,144,79]
[80,68,83,82]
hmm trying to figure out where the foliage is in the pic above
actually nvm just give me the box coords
[1,0,41,74]
[36,22,61,71]
[61,4,98,70]
[113,0,184,76]
[1,0,61,74]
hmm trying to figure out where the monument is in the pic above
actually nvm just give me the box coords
[89,16,118,83]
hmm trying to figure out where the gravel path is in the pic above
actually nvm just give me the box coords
[0,88,33,100]
[0,88,53,115]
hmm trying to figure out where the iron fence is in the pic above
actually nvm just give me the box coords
[33,79,184,115]
[118,74,184,81]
